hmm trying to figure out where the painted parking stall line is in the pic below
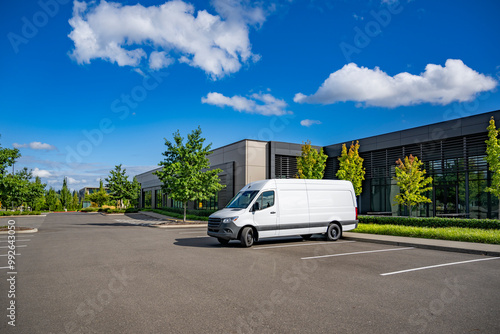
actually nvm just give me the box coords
[254,241,356,250]
[301,247,415,260]
[380,257,500,276]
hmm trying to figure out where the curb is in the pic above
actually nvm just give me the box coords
[343,233,500,257]
[0,228,38,235]
[151,224,207,229]
[0,215,47,218]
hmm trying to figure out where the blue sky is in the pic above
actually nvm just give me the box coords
[1,0,499,191]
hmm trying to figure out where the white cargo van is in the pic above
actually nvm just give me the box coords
[207,179,358,247]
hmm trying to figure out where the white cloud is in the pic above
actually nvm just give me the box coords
[32,168,52,178]
[300,119,322,127]
[202,92,292,116]
[13,142,57,150]
[149,51,174,70]
[294,59,498,108]
[67,177,81,185]
[68,0,268,78]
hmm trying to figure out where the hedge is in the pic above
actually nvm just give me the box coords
[156,207,217,217]
[0,211,42,216]
[80,207,139,213]
[359,215,500,230]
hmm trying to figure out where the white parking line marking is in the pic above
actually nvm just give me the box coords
[301,247,414,260]
[254,241,355,250]
[380,257,500,276]
[0,239,30,242]
[0,254,20,256]
[0,245,27,248]
[179,231,207,234]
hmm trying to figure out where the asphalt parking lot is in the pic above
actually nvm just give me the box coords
[1,213,499,333]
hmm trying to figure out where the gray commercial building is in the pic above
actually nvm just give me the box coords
[136,109,500,219]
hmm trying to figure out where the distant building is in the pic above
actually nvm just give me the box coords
[78,187,109,201]
[135,109,500,219]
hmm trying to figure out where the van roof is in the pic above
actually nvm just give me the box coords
[241,179,354,191]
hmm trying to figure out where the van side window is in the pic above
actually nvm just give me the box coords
[256,191,274,210]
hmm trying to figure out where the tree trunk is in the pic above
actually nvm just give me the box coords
[183,202,187,222]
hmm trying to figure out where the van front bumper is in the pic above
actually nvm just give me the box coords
[207,219,240,240]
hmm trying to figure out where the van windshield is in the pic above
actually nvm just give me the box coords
[225,191,259,209]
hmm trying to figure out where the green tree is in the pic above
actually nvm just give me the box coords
[393,155,433,217]
[0,139,21,209]
[154,127,225,221]
[60,177,72,210]
[336,141,366,196]
[485,116,500,219]
[86,180,110,207]
[105,164,141,209]
[46,188,58,211]
[26,176,46,211]
[71,191,80,211]
[296,140,328,179]
[0,137,20,176]
[0,168,32,210]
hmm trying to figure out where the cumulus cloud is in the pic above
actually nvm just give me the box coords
[32,168,52,178]
[294,59,498,108]
[202,92,292,116]
[300,119,322,127]
[68,0,268,78]
[67,177,81,185]
[13,142,57,150]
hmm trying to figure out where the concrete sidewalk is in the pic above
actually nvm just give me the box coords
[140,210,207,227]
[343,232,500,257]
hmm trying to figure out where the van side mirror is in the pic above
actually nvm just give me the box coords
[252,202,260,212]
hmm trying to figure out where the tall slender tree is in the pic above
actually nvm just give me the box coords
[336,141,365,196]
[105,164,141,209]
[155,127,225,221]
[393,155,433,217]
[485,116,500,219]
[296,140,328,179]
[60,177,72,210]
[46,188,58,211]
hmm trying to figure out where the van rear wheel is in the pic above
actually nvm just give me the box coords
[240,227,254,247]
[326,223,342,241]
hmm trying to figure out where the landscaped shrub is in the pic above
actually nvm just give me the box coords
[125,208,139,213]
[359,216,500,230]
[0,211,41,216]
[80,207,99,213]
[158,207,216,217]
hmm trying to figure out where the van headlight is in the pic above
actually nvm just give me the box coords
[222,217,238,224]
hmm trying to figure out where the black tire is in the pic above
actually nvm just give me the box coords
[326,223,342,241]
[301,234,313,240]
[218,238,230,245]
[240,227,254,247]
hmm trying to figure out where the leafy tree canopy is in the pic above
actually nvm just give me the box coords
[296,140,328,179]
[154,127,225,221]
[336,141,365,196]
[393,155,433,217]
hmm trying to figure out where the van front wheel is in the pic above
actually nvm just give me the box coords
[240,227,254,247]
[326,223,342,241]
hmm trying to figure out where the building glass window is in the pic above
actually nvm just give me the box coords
[197,194,218,211]
[143,191,152,209]
[155,189,162,208]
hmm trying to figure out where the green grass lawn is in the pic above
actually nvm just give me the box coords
[142,208,209,221]
[353,223,500,244]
